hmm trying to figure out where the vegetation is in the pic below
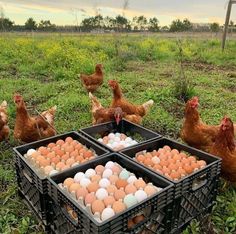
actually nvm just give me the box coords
[0,34,236,233]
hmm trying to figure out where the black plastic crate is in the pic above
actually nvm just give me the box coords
[80,120,161,152]
[15,164,52,227]
[48,153,174,234]
[121,138,221,233]
[13,131,109,194]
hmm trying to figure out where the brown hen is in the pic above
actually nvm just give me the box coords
[0,101,10,141]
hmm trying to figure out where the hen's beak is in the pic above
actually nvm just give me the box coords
[115,114,121,125]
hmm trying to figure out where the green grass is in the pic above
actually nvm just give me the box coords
[0,33,236,233]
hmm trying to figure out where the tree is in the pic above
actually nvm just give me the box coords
[25,17,37,30]
[148,17,160,32]
[38,20,56,31]
[115,15,128,31]
[0,18,14,31]
[169,19,192,32]
[183,18,192,31]
[210,22,220,34]
[136,15,147,31]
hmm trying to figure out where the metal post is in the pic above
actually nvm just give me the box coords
[222,0,236,50]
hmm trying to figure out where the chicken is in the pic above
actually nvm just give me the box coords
[80,64,103,93]
[180,96,219,152]
[209,116,236,182]
[89,92,143,125]
[13,94,57,143]
[108,80,154,119]
[0,100,10,141]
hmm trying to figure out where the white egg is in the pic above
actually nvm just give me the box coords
[115,133,121,137]
[72,162,80,167]
[152,156,160,164]
[135,190,148,202]
[106,143,112,148]
[127,175,138,184]
[96,188,108,200]
[108,133,115,139]
[125,137,132,143]
[111,142,118,148]
[120,141,126,146]
[85,169,96,178]
[27,149,36,157]
[98,138,103,143]
[74,172,85,183]
[101,207,115,221]
[80,178,91,187]
[114,137,120,142]
[105,161,115,169]
[130,140,138,146]
[102,168,113,178]
[49,170,58,176]
[99,178,111,188]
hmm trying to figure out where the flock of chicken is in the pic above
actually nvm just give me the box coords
[0,64,235,183]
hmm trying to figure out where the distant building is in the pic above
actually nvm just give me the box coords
[192,23,211,31]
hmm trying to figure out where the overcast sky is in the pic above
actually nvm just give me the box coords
[0,0,235,26]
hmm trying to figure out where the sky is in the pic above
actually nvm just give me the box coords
[0,0,235,26]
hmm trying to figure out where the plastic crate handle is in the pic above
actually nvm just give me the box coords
[191,173,208,191]
[22,168,33,184]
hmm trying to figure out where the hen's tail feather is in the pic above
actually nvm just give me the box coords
[0,100,7,108]
[142,100,154,113]
[89,92,102,110]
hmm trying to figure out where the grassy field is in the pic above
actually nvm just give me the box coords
[0,33,236,234]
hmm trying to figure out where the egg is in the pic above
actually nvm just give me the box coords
[101,207,115,221]
[56,162,66,171]
[152,156,160,164]
[108,133,115,139]
[183,164,194,174]
[27,149,36,157]
[56,139,64,146]
[48,142,56,148]
[49,169,58,176]
[134,179,146,189]
[144,185,157,196]
[125,137,132,143]
[74,143,83,151]
[124,194,138,208]
[65,145,74,153]
[91,200,105,214]
[98,138,103,143]
[102,169,113,178]
[115,132,121,137]
[75,155,83,163]
[61,153,70,161]
[84,193,96,205]
[39,158,50,167]
[85,169,96,178]
[91,174,102,182]
[168,163,178,172]
[169,171,181,181]
[96,188,108,200]
[63,177,74,188]
[74,172,85,183]
[116,179,128,189]
[104,196,116,207]
[66,158,75,167]
[47,152,55,159]
[163,145,171,152]
[136,154,145,163]
[111,165,122,174]
[87,182,99,193]
[80,178,91,188]
[44,165,54,175]
[114,189,126,200]
[99,178,111,188]
[38,146,48,156]
[135,190,148,202]
[84,150,93,159]
[125,184,137,194]
[119,169,130,180]
[106,185,117,194]
[95,165,105,174]
[112,201,126,213]
[143,158,154,167]
[120,133,127,140]
[69,183,81,193]
[65,137,73,143]
[31,151,40,160]
[76,187,88,199]
[105,161,115,169]
[70,150,78,158]
[197,160,206,168]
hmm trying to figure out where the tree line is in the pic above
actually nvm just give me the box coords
[1,15,236,33]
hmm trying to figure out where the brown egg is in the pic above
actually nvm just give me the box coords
[31,151,40,160]
[188,156,197,163]
[114,189,126,200]
[115,179,128,189]
[56,139,64,146]
[120,134,127,140]
[158,148,165,155]
[65,145,74,153]
[79,148,87,155]
[44,165,54,175]
[84,150,93,158]
[69,183,81,193]
[47,152,55,159]
[197,160,206,168]
[169,171,181,181]
[125,184,137,194]
[143,158,154,167]
[95,165,105,174]
[56,162,66,171]
[71,140,78,146]
[39,158,50,167]
[76,187,88,199]
[103,136,109,142]
[87,182,99,193]
[144,185,157,196]
[136,154,145,163]
[91,200,105,214]
[51,156,60,165]
[171,149,179,155]
[168,158,176,164]
[183,164,194,174]
[168,163,178,172]
[75,155,84,163]
[84,193,96,205]
[134,179,146,189]
[112,201,126,213]
[133,215,145,224]
[111,165,122,174]
[74,143,83,150]
[38,146,48,155]
[159,154,167,161]
[173,154,182,161]
[104,196,116,207]
[181,158,189,164]
[107,185,117,194]
[66,158,75,167]
[63,178,74,188]
[159,160,168,167]
[52,146,61,152]
[61,153,70,161]
[162,166,171,175]
[154,164,162,171]
[109,175,119,184]
[70,150,78,158]
[177,168,186,178]
[36,155,44,165]
[163,145,171,152]
[48,142,56,148]
[91,174,102,182]
[65,137,73,143]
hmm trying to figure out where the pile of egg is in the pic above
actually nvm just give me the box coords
[59,161,162,222]
[98,133,138,151]
[135,146,207,181]
[24,137,96,176]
